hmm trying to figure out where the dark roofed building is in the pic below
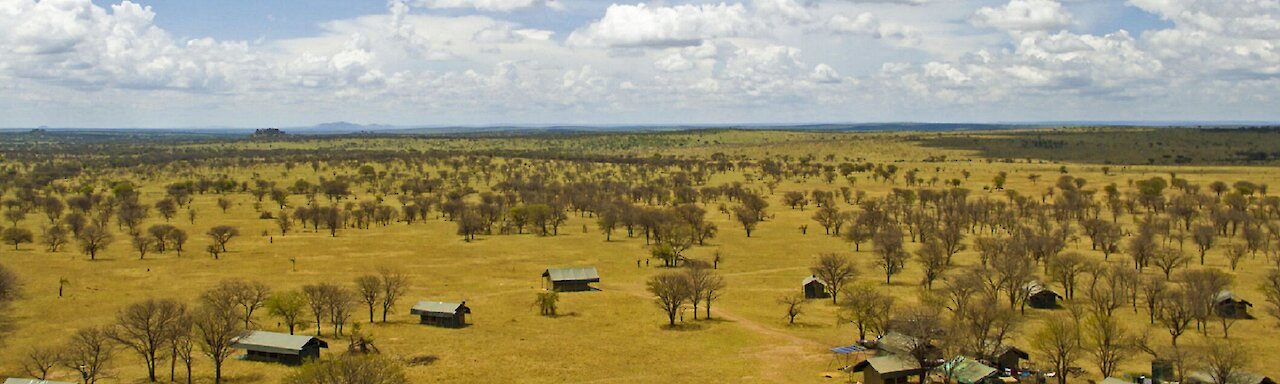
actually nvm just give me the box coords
[1025,281,1063,309]
[992,345,1030,372]
[1214,291,1253,318]
[231,331,327,365]
[803,275,829,299]
[410,301,470,328]
[852,355,926,384]
[543,267,600,292]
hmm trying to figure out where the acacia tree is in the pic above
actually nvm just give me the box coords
[21,346,60,380]
[267,290,309,335]
[915,240,950,290]
[1204,339,1252,384]
[1192,225,1216,265]
[109,298,187,382]
[810,253,857,304]
[2,227,33,250]
[732,206,760,237]
[647,271,690,326]
[206,225,239,252]
[77,225,113,260]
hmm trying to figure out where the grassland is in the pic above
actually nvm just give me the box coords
[0,128,1278,383]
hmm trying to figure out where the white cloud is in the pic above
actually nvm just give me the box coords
[827,13,921,45]
[412,0,563,12]
[972,0,1073,32]
[566,3,753,48]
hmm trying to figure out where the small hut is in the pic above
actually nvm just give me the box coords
[231,331,327,365]
[543,267,600,292]
[852,355,925,384]
[410,301,471,327]
[1214,291,1253,318]
[803,275,829,299]
[992,345,1030,373]
[1024,281,1063,309]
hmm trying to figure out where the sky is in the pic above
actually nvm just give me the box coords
[0,0,1278,128]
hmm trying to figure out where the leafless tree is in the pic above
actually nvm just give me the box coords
[109,298,187,382]
[192,302,244,384]
[779,294,805,325]
[1083,312,1132,379]
[840,284,894,340]
[356,275,383,323]
[1032,317,1081,384]
[77,225,113,260]
[61,326,114,384]
[648,271,691,326]
[1204,339,1252,384]
[204,279,271,328]
[378,267,411,322]
[21,346,60,380]
[811,253,857,303]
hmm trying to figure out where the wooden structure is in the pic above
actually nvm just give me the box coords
[992,345,1030,372]
[1214,291,1253,318]
[543,267,599,292]
[803,275,829,299]
[231,331,327,365]
[410,301,471,327]
[1024,281,1063,309]
[852,355,925,384]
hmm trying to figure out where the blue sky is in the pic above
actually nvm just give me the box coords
[3,0,1277,128]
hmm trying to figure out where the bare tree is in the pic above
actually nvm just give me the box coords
[1032,317,1081,384]
[378,267,410,322]
[873,227,909,284]
[1083,312,1132,379]
[892,305,947,384]
[21,346,60,380]
[204,279,270,328]
[648,271,691,326]
[1158,288,1195,347]
[1265,268,1280,326]
[840,284,893,340]
[1192,224,1216,265]
[1048,252,1091,300]
[915,240,951,290]
[811,253,857,303]
[1204,339,1252,384]
[779,294,805,325]
[61,326,114,384]
[192,302,244,384]
[1151,246,1191,280]
[109,298,187,382]
[356,275,383,323]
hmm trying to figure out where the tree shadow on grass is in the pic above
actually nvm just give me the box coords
[660,322,707,331]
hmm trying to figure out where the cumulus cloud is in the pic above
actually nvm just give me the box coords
[566,3,753,48]
[827,13,921,45]
[412,0,562,12]
[972,0,1073,32]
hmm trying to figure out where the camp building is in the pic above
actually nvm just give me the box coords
[410,301,471,327]
[231,331,328,365]
[543,267,600,291]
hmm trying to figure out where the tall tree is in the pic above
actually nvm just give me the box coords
[1032,317,1081,384]
[647,271,691,326]
[109,298,187,382]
